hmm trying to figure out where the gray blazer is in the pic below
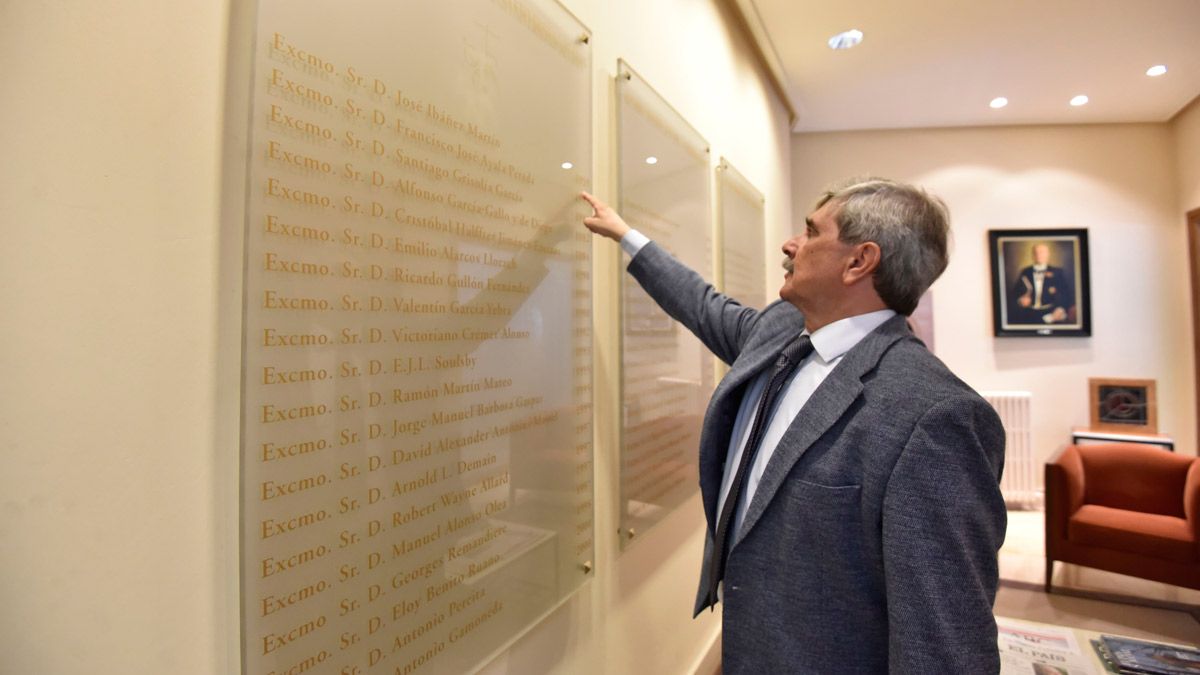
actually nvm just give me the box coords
[628,242,1006,674]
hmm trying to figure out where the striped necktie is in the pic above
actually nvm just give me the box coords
[707,333,814,604]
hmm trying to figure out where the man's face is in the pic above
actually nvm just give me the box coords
[779,200,855,310]
[1033,244,1051,265]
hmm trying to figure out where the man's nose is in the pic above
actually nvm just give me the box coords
[781,237,800,256]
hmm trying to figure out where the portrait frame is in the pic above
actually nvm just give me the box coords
[1087,378,1157,434]
[988,228,1091,337]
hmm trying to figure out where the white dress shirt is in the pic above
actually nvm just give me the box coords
[619,228,651,257]
[715,308,895,537]
[1031,264,1047,308]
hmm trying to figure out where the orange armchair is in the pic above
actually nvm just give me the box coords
[1045,443,1200,592]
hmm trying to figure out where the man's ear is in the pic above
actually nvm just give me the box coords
[843,241,881,285]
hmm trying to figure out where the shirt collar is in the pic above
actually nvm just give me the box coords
[806,308,897,363]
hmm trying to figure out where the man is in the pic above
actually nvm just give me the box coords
[1009,243,1074,324]
[581,178,1006,673]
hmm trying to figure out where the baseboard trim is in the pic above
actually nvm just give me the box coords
[1000,577,1200,625]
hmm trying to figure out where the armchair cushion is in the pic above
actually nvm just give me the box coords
[1069,504,1196,564]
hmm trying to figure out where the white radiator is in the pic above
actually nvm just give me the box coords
[981,391,1038,509]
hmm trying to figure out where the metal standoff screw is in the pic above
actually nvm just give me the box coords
[581,561,593,574]
[579,35,590,44]
[627,528,637,539]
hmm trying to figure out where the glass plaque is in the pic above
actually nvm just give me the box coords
[239,2,594,673]
[717,159,767,308]
[616,61,713,549]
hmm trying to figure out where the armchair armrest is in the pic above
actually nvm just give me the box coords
[1045,445,1085,560]
[1187,459,1200,543]
[1046,445,1085,513]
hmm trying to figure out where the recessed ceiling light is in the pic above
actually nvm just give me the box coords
[827,29,864,50]
[561,161,573,170]
[1070,95,1089,107]
[645,156,658,165]
[989,97,1008,109]
[1146,65,1167,77]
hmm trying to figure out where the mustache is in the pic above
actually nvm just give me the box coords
[782,257,794,274]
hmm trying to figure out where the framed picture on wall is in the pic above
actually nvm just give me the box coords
[1088,377,1157,433]
[988,228,1091,337]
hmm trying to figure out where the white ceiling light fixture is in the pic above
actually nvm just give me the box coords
[989,97,1008,109]
[560,161,573,170]
[645,156,658,165]
[827,29,864,50]
[1070,95,1089,106]
[1146,65,1167,77]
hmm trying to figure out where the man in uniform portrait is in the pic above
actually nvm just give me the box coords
[1008,242,1075,324]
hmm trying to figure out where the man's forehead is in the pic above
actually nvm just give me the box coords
[808,200,840,226]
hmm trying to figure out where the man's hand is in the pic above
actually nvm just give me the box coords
[581,191,631,242]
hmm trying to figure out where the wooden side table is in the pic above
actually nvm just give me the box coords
[1070,427,1174,451]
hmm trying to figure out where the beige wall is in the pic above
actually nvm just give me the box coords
[1175,96,1200,213]
[0,0,790,673]
[792,124,1197,472]
[0,0,237,673]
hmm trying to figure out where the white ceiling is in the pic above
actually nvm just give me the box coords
[742,0,1200,132]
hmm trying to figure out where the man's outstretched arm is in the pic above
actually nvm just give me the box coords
[579,192,764,363]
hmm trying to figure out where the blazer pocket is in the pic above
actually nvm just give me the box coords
[782,480,867,577]
[785,479,863,529]
[795,479,861,496]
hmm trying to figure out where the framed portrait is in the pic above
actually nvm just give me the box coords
[988,228,1091,337]
[1088,378,1157,433]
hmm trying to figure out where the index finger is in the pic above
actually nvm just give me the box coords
[580,191,603,210]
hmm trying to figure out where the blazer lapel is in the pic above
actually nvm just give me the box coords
[733,315,910,547]
[697,327,800,527]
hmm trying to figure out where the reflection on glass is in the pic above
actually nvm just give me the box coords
[718,159,767,309]
[616,60,713,550]
[240,1,594,673]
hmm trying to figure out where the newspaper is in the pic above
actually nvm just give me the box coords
[998,618,1100,675]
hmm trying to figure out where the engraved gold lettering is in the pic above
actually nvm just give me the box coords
[391,524,443,557]
[261,472,329,500]
[264,251,331,276]
[451,598,506,638]
[261,402,330,423]
[268,68,335,107]
[390,557,442,589]
[261,437,328,462]
[266,177,334,208]
[445,524,507,560]
[264,214,332,241]
[262,365,331,385]
[261,579,330,617]
[262,613,327,654]
[265,648,330,675]
[261,544,330,578]
[270,33,336,75]
[267,104,334,140]
[264,289,331,310]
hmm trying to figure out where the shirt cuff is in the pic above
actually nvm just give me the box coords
[620,229,650,258]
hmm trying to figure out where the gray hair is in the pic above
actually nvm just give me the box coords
[816,177,950,315]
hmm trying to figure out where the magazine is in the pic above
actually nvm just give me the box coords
[1089,639,1121,674]
[1100,635,1200,675]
